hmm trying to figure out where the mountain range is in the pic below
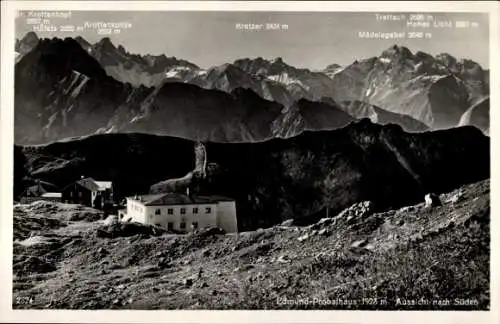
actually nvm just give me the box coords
[329,46,489,130]
[14,32,489,145]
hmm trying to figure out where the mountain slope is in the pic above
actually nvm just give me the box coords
[336,100,429,132]
[15,37,130,144]
[458,96,489,135]
[233,57,336,103]
[121,84,284,142]
[189,63,296,108]
[17,121,490,231]
[271,99,356,138]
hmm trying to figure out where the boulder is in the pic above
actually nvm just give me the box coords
[398,206,415,213]
[335,201,374,223]
[318,228,330,236]
[184,278,193,287]
[103,215,118,225]
[351,238,368,248]
[97,247,108,255]
[446,191,464,204]
[277,255,291,263]
[425,193,442,207]
[234,264,254,272]
[297,233,309,242]
[280,219,294,227]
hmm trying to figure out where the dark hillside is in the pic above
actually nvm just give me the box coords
[17,120,490,231]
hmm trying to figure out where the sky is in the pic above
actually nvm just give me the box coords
[16,11,490,70]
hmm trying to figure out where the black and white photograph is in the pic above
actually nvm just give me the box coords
[1,0,498,320]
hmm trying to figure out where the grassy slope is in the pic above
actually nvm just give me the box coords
[13,180,489,310]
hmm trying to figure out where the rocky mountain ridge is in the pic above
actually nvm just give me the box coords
[330,45,489,129]
[16,120,490,231]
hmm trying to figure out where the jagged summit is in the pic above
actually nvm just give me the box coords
[94,37,116,51]
[74,36,92,53]
[380,44,414,59]
[233,56,296,70]
[117,45,127,54]
[18,36,109,79]
[21,31,39,42]
[414,50,434,63]
[15,31,40,55]
[436,52,457,62]
[271,57,284,64]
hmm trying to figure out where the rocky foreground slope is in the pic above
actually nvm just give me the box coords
[13,179,489,310]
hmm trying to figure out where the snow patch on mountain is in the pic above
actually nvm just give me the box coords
[164,66,191,78]
[267,72,309,89]
[409,74,449,85]
[71,74,90,98]
[130,115,144,123]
